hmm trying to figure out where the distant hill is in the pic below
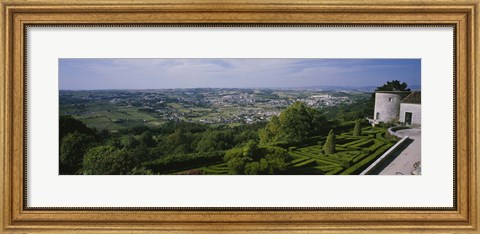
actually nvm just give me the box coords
[297,85,421,92]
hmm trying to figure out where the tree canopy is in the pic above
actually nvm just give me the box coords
[375,80,411,91]
[82,146,136,175]
[224,141,290,175]
[139,131,156,148]
[59,115,96,141]
[259,101,329,145]
[60,132,96,175]
[196,130,234,152]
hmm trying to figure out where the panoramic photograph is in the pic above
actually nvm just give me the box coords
[59,58,421,175]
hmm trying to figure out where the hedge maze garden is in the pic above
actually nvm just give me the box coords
[287,127,396,175]
[197,126,397,175]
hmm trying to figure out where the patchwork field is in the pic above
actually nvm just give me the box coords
[60,89,366,132]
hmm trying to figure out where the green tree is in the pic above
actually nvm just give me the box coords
[242,140,258,158]
[226,155,249,174]
[353,119,362,136]
[323,129,336,154]
[196,130,234,152]
[164,129,193,154]
[107,137,123,149]
[259,115,281,144]
[131,144,151,165]
[59,132,96,175]
[59,115,96,142]
[278,102,318,142]
[82,146,136,175]
[130,167,154,175]
[259,102,329,145]
[139,131,156,147]
[224,143,289,175]
[375,80,411,91]
[124,135,140,149]
[233,129,260,145]
[97,129,111,142]
[262,146,289,174]
[244,161,261,175]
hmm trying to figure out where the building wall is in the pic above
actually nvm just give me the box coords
[373,93,402,123]
[399,103,421,126]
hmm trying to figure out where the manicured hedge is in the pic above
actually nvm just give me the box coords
[341,138,371,148]
[334,137,353,145]
[301,152,342,164]
[290,157,310,164]
[352,153,368,163]
[208,163,229,170]
[288,146,298,151]
[348,139,375,148]
[317,165,340,171]
[375,132,389,142]
[293,158,317,167]
[340,144,393,175]
[280,126,397,175]
[291,150,341,166]
[368,140,386,152]
[325,167,344,175]
[313,157,342,166]
[201,165,230,174]
[143,151,225,174]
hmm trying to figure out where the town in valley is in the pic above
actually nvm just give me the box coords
[60,88,368,130]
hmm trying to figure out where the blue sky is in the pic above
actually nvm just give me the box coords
[59,59,421,90]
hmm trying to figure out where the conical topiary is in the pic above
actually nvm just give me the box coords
[353,119,362,136]
[323,129,336,154]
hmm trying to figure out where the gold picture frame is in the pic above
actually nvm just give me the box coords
[1,0,479,233]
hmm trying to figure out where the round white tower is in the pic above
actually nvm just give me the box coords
[373,91,410,123]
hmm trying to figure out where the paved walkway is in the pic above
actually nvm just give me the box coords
[379,129,421,175]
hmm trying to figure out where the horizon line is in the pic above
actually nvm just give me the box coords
[59,85,421,91]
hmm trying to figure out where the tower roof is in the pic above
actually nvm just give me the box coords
[401,91,421,104]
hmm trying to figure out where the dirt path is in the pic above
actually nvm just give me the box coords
[379,129,421,175]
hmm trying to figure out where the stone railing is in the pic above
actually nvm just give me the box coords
[359,136,410,175]
[387,126,410,138]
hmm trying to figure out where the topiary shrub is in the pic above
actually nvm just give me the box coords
[353,119,362,136]
[323,129,336,154]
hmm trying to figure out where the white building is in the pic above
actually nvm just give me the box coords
[399,91,421,126]
[372,91,421,126]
